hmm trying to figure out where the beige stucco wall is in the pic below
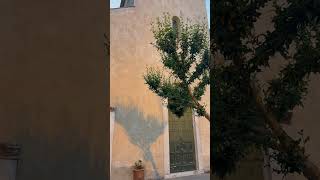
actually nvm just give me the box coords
[110,0,210,179]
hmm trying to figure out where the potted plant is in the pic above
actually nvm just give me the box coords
[133,160,144,180]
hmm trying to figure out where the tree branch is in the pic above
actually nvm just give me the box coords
[250,80,320,180]
[187,87,210,122]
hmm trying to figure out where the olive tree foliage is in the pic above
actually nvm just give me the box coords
[211,0,320,179]
[144,14,210,121]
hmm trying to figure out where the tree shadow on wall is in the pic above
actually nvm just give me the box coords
[115,104,166,179]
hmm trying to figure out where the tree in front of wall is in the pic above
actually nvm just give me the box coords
[211,0,320,179]
[144,14,210,121]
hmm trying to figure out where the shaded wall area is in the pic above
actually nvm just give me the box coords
[0,0,108,179]
[212,149,265,180]
[112,104,166,179]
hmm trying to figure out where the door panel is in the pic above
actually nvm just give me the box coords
[169,108,196,173]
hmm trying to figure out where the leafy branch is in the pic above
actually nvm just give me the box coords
[212,0,320,179]
[144,13,210,121]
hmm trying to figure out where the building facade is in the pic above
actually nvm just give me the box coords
[110,0,210,179]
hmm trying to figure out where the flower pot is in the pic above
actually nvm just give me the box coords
[133,168,144,180]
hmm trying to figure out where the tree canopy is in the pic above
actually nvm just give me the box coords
[211,0,320,179]
[144,14,210,120]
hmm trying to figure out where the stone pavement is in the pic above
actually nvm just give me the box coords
[167,173,210,180]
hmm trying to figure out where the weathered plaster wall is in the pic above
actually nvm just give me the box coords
[199,95,210,171]
[0,0,108,179]
[110,0,210,179]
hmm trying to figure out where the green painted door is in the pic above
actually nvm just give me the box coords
[169,108,196,173]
